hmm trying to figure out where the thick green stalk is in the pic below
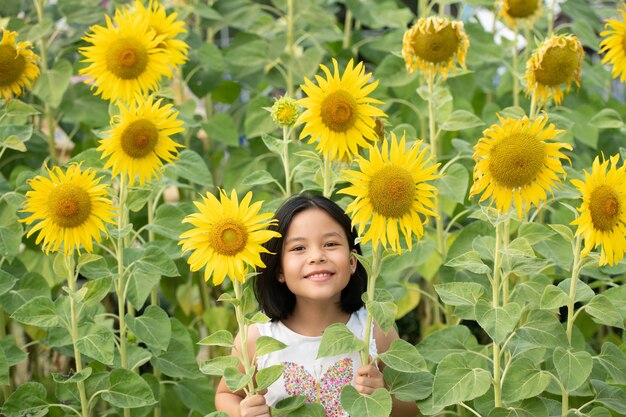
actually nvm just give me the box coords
[529,91,537,119]
[566,235,583,343]
[147,196,162,417]
[322,156,333,198]
[426,73,445,261]
[492,221,503,407]
[115,178,130,417]
[512,25,520,108]
[65,255,89,417]
[361,245,382,365]
[286,0,294,97]
[342,9,352,49]
[282,126,291,196]
[232,280,256,395]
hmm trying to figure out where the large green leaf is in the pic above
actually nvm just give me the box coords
[151,339,201,379]
[514,310,568,349]
[317,323,365,359]
[145,204,190,241]
[501,358,551,403]
[434,163,469,204]
[255,364,284,392]
[126,305,172,351]
[0,270,17,296]
[384,368,433,401]
[164,149,213,187]
[76,324,115,365]
[366,289,397,333]
[488,398,548,417]
[2,382,48,417]
[591,379,626,413]
[32,59,72,108]
[101,369,157,408]
[197,330,234,348]
[340,386,392,417]
[11,296,58,327]
[595,342,626,385]
[475,300,522,344]
[378,339,426,373]
[553,347,592,392]
[445,251,491,274]
[435,282,485,307]
[417,325,481,363]
[585,295,624,328]
[540,285,570,310]
[432,353,491,407]
[256,336,287,357]
[200,356,240,376]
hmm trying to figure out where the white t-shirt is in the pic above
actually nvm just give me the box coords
[256,307,377,417]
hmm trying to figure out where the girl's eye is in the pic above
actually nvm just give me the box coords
[325,242,339,247]
[290,246,305,252]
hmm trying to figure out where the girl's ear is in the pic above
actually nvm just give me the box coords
[349,250,357,274]
[278,272,285,283]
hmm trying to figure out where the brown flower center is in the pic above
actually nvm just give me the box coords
[589,185,620,232]
[320,90,357,132]
[411,24,459,64]
[106,37,149,80]
[210,220,248,256]
[488,132,546,188]
[121,119,159,158]
[534,44,580,86]
[49,184,92,228]
[506,0,539,18]
[0,44,26,87]
[368,165,415,218]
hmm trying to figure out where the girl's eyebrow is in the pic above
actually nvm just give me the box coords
[284,231,343,244]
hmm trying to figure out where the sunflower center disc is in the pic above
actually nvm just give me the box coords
[106,37,149,80]
[0,45,26,87]
[533,45,579,86]
[121,119,159,158]
[506,0,538,18]
[411,24,459,64]
[211,221,248,256]
[488,132,546,188]
[48,184,92,228]
[368,165,415,218]
[589,185,620,231]
[321,90,357,132]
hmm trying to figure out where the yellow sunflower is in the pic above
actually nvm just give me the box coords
[401,16,469,79]
[79,13,170,103]
[271,96,299,127]
[21,164,116,255]
[600,5,626,82]
[98,94,184,186]
[340,132,440,253]
[121,0,189,70]
[470,115,572,218]
[179,190,280,285]
[571,155,626,266]
[297,58,386,161]
[496,0,542,28]
[0,29,40,102]
[525,34,584,106]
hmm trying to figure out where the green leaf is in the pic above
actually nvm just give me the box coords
[32,59,72,108]
[245,95,275,139]
[199,356,240,376]
[585,295,624,328]
[197,330,234,348]
[596,342,626,385]
[82,276,112,305]
[0,270,17,296]
[224,367,253,392]
[11,296,58,327]
[432,353,491,407]
[271,396,307,414]
[384,368,433,401]
[488,398,548,417]
[603,285,626,319]
[164,149,213,187]
[145,203,189,241]
[340,386,392,417]
[0,348,8,385]
[126,305,172,351]
[553,347,592,392]
[52,367,93,384]
[0,222,22,260]
[256,336,287,357]
[540,285,570,310]
[445,251,491,274]
[4,100,39,116]
[126,272,160,310]
[203,113,239,146]
[317,323,365,359]
[589,108,624,129]
[518,223,556,245]
[501,358,551,402]
[101,368,157,408]
[366,289,397,333]
[126,186,153,212]
[284,403,325,417]
[475,300,522,344]
[515,309,568,349]
[2,382,48,417]
[241,170,282,187]
[378,339,426,373]
[417,325,480,363]
[0,125,32,152]
[591,379,626,413]
[255,364,284,392]
[557,278,594,303]
[435,282,485,307]
[76,325,115,365]
[261,133,286,155]
[440,110,484,131]
[434,163,469,204]
[128,246,179,277]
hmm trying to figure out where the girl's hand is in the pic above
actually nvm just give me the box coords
[240,394,270,417]
[355,364,385,395]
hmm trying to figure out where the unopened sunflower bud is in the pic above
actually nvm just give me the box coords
[270,96,299,127]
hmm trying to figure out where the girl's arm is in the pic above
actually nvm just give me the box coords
[215,326,270,417]
[372,324,421,417]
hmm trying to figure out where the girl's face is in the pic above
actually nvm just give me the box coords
[279,207,357,305]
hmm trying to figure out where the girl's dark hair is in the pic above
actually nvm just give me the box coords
[254,194,367,321]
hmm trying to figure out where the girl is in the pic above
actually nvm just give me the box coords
[215,194,419,417]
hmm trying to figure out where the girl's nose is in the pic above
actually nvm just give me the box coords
[308,248,326,263]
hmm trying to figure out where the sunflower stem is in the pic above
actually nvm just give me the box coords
[147,195,162,417]
[232,279,256,396]
[286,0,295,97]
[566,234,583,344]
[322,156,333,198]
[512,25,520,108]
[116,177,130,417]
[426,73,437,160]
[529,91,537,119]
[361,244,382,366]
[282,126,292,196]
[547,0,556,37]
[342,9,352,50]
[492,221,503,407]
[65,255,90,417]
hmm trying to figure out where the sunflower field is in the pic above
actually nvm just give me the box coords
[1,0,626,416]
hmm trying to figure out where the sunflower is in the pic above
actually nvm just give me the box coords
[525,34,584,106]
[599,5,626,82]
[79,13,170,103]
[120,0,188,71]
[179,190,280,285]
[21,164,116,255]
[99,94,184,186]
[340,132,440,253]
[271,96,299,127]
[297,58,386,161]
[470,115,572,218]
[401,16,469,79]
[0,29,40,102]
[571,155,626,266]
[496,0,542,28]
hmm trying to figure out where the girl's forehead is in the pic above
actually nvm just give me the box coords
[285,207,346,237]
